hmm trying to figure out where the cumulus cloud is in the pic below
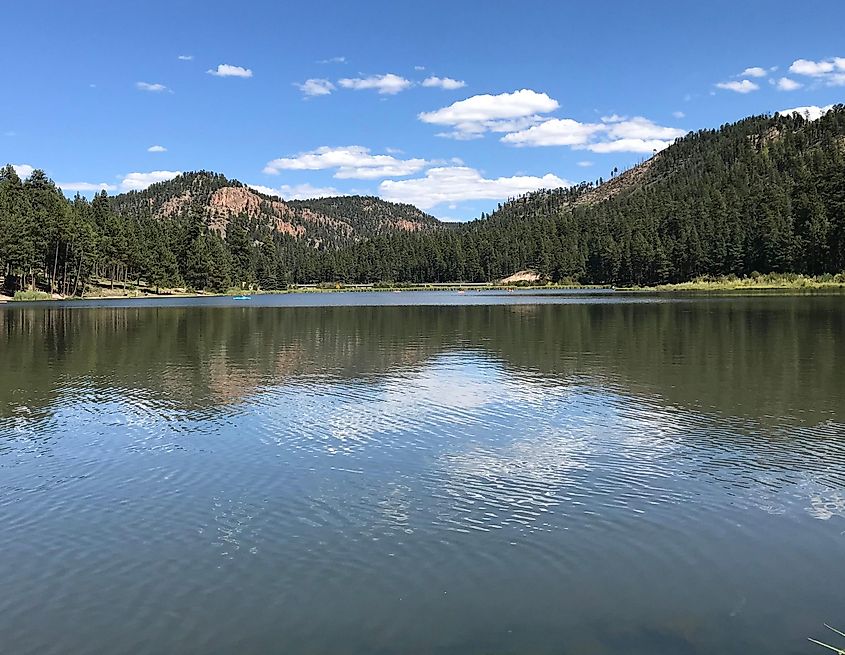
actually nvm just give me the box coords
[501,118,603,146]
[207,64,253,78]
[296,78,335,96]
[777,104,835,121]
[317,56,346,64]
[673,111,686,118]
[577,161,593,167]
[249,183,344,200]
[12,164,34,178]
[788,57,845,86]
[604,117,685,140]
[119,170,181,192]
[147,145,167,152]
[177,54,193,61]
[136,81,169,92]
[419,89,559,138]
[740,66,768,78]
[501,116,685,153]
[338,73,411,94]
[263,145,426,179]
[715,79,759,93]
[789,58,842,76]
[775,77,802,91]
[600,113,626,123]
[422,76,467,90]
[587,138,677,153]
[379,166,570,210]
[58,181,117,192]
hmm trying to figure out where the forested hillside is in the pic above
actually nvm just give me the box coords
[2,106,844,294]
[329,106,845,284]
[0,169,441,293]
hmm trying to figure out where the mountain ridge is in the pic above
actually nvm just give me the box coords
[109,170,443,247]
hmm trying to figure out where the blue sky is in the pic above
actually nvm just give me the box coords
[3,0,844,220]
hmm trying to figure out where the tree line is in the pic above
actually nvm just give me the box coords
[2,106,844,294]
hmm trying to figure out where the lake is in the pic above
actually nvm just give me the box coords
[1,290,843,654]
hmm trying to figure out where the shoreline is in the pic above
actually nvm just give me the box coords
[3,274,844,303]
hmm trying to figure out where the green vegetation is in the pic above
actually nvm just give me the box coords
[3,106,845,295]
[12,290,51,301]
[340,106,845,285]
[620,272,845,291]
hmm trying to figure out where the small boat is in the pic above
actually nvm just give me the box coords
[233,295,252,300]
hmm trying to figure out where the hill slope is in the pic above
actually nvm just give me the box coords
[328,106,845,285]
[110,171,441,248]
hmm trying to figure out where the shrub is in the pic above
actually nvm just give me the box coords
[13,290,51,301]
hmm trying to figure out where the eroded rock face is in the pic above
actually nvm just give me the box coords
[395,219,427,232]
[127,173,440,243]
[208,187,304,237]
[574,156,657,207]
[157,192,193,218]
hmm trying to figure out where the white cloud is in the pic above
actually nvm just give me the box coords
[12,164,34,178]
[577,161,593,167]
[249,183,344,200]
[338,73,411,94]
[501,118,604,146]
[207,64,253,78]
[501,115,685,153]
[119,171,181,192]
[604,116,685,140]
[672,111,686,118]
[419,89,559,138]
[136,81,169,92]
[788,57,845,86]
[740,66,767,78]
[58,181,117,192]
[715,79,759,93]
[587,138,676,154]
[296,78,335,96]
[263,145,426,179]
[177,54,193,61]
[789,57,842,76]
[777,104,835,121]
[600,113,626,123]
[378,166,570,210]
[147,145,167,153]
[422,76,467,90]
[317,56,346,64]
[414,65,426,71]
[775,77,802,91]
[248,184,278,196]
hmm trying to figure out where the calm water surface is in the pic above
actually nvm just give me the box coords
[1,291,843,654]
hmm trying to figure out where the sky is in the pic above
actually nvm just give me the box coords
[3,0,844,221]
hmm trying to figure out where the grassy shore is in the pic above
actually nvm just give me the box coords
[3,272,845,302]
[617,272,845,292]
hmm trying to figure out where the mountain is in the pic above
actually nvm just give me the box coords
[109,171,441,248]
[2,106,844,294]
[333,105,845,285]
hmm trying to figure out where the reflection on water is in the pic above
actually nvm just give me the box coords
[0,292,844,655]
